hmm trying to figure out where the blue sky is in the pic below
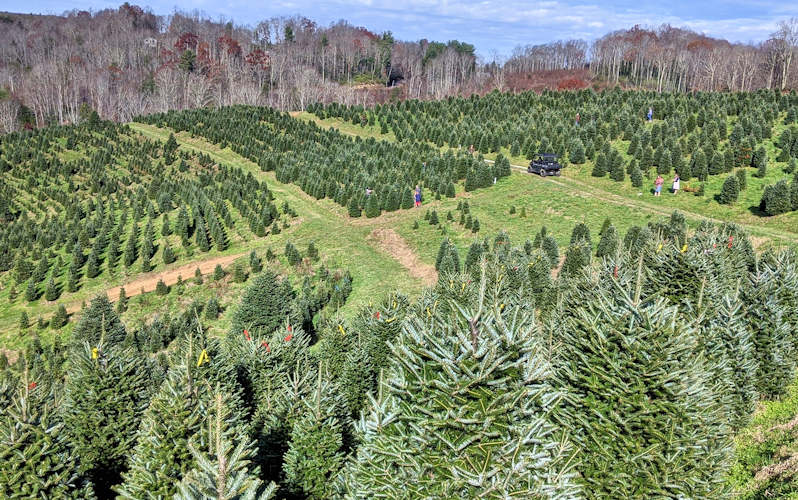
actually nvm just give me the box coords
[5,0,798,58]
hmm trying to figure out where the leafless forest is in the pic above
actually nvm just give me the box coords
[0,3,796,132]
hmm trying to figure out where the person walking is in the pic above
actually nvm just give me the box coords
[575,112,580,126]
[672,173,680,195]
[647,107,653,122]
[654,175,664,196]
[414,185,422,207]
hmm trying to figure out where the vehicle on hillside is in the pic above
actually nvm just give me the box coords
[528,153,562,177]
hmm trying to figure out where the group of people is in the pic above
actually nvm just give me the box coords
[654,173,680,196]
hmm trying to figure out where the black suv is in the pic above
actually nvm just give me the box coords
[527,153,562,177]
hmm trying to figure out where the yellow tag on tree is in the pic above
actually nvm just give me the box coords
[681,244,688,253]
[337,324,346,336]
[91,347,99,360]
[196,349,209,367]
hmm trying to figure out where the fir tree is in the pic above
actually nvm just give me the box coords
[250,250,262,274]
[24,278,39,302]
[364,194,381,218]
[596,224,619,258]
[341,283,580,498]
[205,298,220,320]
[116,288,127,314]
[542,235,559,269]
[630,163,643,187]
[233,263,248,283]
[717,175,740,205]
[735,168,747,191]
[62,344,154,497]
[162,241,176,265]
[214,264,226,281]
[194,267,204,284]
[51,304,69,328]
[745,266,795,398]
[19,311,29,329]
[554,285,732,498]
[347,196,361,218]
[176,390,276,500]
[71,295,127,347]
[231,270,295,336]
[285,242,302,266]
[592,152,607,177]
[44,274,60,302]
[283,372,346,500]
[155,279,169,295]
[0,375,95,498]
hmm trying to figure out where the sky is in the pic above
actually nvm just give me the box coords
[4,0,798,59]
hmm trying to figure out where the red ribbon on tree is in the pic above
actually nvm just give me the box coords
[261,341,270,352]
[286,324,292,332]
[243,329,251,341]
[373,311,380,319]
[613,266,619,278]
[28,381,37,390]
[728,235,734,249]
[284,333,293,342]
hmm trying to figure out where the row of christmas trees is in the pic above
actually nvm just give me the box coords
[2,214,797,498]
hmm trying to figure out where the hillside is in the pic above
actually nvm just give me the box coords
[2,87,798,497]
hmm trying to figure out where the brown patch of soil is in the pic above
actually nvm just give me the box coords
[367,228,438,286]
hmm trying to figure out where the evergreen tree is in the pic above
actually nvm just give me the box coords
[0,376,95,498]
[341,285,580,498]
[561,241,590,277]
[285,242,302,266]
[205,298,220,320]
[250,250,262,274]
[760,180,792,215]
[233,263,248,283]
[44,274,60,302]
[194,267,204,285]
[214,264,226,281]
[62,344,154,497]
[596,224,619,258]
[231,270,295,336]
[51,304,69,328]
[591,152,607,177]
[86,250,100,279]
[347,196,361,218]
[283,372,346,499]
[307,241,319,261]
[116,345,248,499]
[745,267,795,398]
[71,295,127,347]
[19,311,29,329]
[162,241,176,265]
[155,279,169,295]
[735,168,747,191]
[717,175,740,205]
[24,278,39,302]
[630,163,643,188]
[542,235,559,269]
[753,146,768,177]
[554,285,732,498]
[176,390,276,500]
[364,194,381,218]
[116,287,128,314]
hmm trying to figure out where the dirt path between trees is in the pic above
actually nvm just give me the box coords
[65,252,248,314]
[368,228,438,286]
